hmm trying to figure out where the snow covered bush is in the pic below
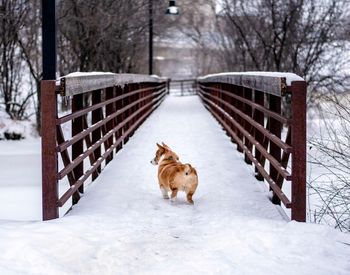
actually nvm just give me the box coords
[308,93,350,232]
[0,113,29,140]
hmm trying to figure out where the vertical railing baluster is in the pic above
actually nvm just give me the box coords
[253,90,265,181]
[229,85,237,145]
[243,87,253,164]
[123,84,130,144]
[105,87,115,164]
[115,86,123,152]
[91,89,102,179]
[236,86,244,153]
[42,80,59,220]
[72,93,84,198]
[269,94,282,204]
[291,81,307,222]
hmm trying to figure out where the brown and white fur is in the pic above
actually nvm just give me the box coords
[150,143,198,204]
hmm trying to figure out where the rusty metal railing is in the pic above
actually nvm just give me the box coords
[169,79,197,96]
[41,73,168,220]
[197,72,306,221]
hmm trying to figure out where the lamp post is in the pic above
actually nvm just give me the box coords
[42,0,56,80]
[166,1,180,15]
[149,0,153,75]
[149,0,179,75]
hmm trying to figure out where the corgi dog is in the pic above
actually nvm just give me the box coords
[150,142,198,204]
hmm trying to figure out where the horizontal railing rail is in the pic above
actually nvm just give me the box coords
[197,72,306,221]
[41,73,168,220]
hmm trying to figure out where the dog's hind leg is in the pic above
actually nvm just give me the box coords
[170,188,178,202]
[186,191,194,204]
[160,187,169,199]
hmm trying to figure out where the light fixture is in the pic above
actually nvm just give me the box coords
[166,0,179,15]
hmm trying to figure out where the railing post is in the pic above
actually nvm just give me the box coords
[243,87,253,164]
[72,94,84,197]
[91,90,102,179]
[41,80,59,220]
[236,86,244,152]
[254,90,265,180]
[115,86,123,153]
[123,84,131,144]
[269,94,282,204]
[291,81,306,222]
[229,85,237,145]
[105,87,115,164]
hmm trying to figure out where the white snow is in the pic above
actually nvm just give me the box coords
[0,140,41,220]
[199,71,304,86]
[0,95,349,275]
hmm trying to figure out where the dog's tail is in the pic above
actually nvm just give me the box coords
[184,164,197,176]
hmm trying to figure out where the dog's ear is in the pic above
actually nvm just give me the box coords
[162,142,170,149]
[156,143,163,149]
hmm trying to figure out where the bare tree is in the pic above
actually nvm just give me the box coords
[57,0,178,75]
[17,0,42,133]
[216,0,350,99]
[0,0,33,120]
[177,0,349,95]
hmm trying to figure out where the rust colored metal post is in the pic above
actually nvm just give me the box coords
[222,84,229,134]
[291,81,307,222]
[269,94,282,204]
[91,90,102,179]
[72,94,84,196]
[115,86,123,153]
[229,85,237,144]
[254,90,265,180]
[218,84,224,121]
[236,86,244,152]
[243,87,253,164]
[140,83,145,118]
[105,87,115,164]
[226,84,235,144]
[123,84,131,144]
[41,80,59,220]
[132,83,138,136]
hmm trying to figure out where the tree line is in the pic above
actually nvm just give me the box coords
[0,0,172,134]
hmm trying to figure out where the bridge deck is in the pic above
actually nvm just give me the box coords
[1,95,349,274]
[74,95,284,220]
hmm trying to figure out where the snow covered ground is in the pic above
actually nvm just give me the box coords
[0,95,349,275]
[0,140,41,220]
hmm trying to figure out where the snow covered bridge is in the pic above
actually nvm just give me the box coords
[1,73,349,275]
[41,72,307,222]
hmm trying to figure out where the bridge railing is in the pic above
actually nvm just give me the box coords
[41,73,168,220]
[197,72,306,221]
[169,79,197,96]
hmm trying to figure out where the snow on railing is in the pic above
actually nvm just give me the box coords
[198,72,304,96]
[56,72,167,97]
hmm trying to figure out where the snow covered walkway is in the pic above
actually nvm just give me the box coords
[0,96,349,275]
